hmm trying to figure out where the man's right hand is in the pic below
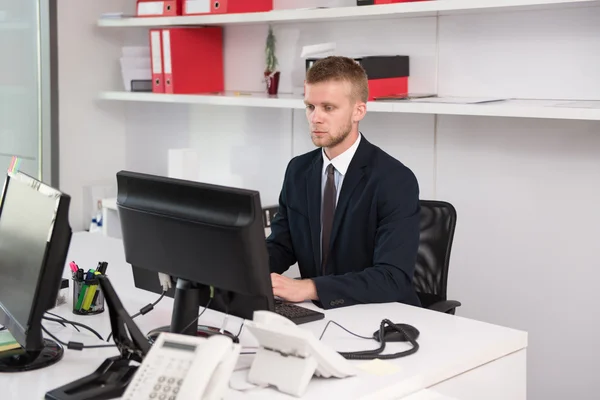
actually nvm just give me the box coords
[271,273,318,303]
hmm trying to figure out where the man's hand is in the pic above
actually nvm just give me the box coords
[271,273,318,303]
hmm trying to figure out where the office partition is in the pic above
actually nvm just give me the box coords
[0,0,58,184]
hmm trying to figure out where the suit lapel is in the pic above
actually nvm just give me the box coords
[329,136,372,250]
[306,154,323,272]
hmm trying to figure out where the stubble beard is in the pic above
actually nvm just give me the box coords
[312,119,353,150]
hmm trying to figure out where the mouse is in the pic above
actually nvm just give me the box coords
[373,323,420,342]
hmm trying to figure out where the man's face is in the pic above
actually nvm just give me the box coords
[304,80,356,150]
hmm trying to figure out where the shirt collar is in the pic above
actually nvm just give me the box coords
[322,132,361,176]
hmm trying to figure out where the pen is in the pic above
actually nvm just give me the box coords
[85,269,96,281]
[95,261,106,275]
[97,262,108,275]
[91,272,102,308]
[75,284,88,310]
[69,261,78,273]
[82,283,97,311]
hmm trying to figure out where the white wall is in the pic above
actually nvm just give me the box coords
[58,0,128,230]
[58,1,600,399]
[437,116,600,399]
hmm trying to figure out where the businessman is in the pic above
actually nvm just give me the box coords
[267,56,421,310]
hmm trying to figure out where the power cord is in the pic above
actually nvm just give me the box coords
[234,319,245,340]
[178,286,215,334]
[235,320,257,354]
[43,315,105,340]
[318,320,373,341]
[106,291,167,342]
[131,291,166,320]
[44,312,80,332]
[179,298,212,334]
[41,326,116,351]
[319,319,419,360]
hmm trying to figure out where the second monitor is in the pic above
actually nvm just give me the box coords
[115,171,323,340]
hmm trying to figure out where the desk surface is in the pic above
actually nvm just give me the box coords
[1,232,527,400]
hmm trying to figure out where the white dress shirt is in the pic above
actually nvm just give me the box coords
[319,133,361,263]
[321,132,362,206]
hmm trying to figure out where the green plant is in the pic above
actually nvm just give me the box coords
[265,25,278,74]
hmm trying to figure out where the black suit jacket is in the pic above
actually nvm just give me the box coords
[267,135,421,310]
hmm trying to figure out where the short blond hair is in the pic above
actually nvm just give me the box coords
[306,56,369,103]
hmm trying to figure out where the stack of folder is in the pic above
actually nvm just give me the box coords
[148,27,224,94]
[136,0,183,16]
[120,46,152,92]
[134,1,275,95]
[135,0,273,17]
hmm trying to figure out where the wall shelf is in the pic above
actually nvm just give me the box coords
[97,0,600,28]
[98,91,600,121]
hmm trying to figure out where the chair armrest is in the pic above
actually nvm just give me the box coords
[427,300,462,315]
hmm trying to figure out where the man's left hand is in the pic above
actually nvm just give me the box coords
[271,273,318,303]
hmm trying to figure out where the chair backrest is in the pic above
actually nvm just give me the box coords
[413,200,457,307]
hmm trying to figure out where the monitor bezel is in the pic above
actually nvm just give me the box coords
[0,171,72,350]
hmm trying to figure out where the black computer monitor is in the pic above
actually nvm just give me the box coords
[0,171,72,372]
[116,170,275,339]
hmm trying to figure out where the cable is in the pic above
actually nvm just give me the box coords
[219,303,229,334]
[179,298,212,334]
[131,291,166,320]
[43,316,104,340]
[42,326,116,351]
[318,320,373,341]
[178,286,215,335]
[337,319,419,361]
[44,312,81,332]
[45,317,67,328]
[106,291,167,342]
[234,320,245,340]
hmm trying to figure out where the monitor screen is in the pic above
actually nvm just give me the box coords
[0,173,61,335]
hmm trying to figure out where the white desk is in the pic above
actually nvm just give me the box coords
[0,232,527,400]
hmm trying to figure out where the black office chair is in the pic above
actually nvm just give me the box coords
[413,200,461,315]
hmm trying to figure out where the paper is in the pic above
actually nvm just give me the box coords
[357,359,401,376]
[100,12,134,19]
[121,46,152,91]
[409,96,506,104]
[552,100,600,109]
[500,99,562,107]
[301,42,336,58]
[402,389,460,400]
[374,93,436,101]
[288,7,329,11]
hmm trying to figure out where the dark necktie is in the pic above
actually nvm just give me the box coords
[321,164,336,274]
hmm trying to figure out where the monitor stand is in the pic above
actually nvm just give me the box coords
[146,279,237,343]
[0,338,63,372]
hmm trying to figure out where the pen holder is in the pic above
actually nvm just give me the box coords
[72,276,105,315]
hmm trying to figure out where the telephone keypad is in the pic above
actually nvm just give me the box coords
[123,333,238,400]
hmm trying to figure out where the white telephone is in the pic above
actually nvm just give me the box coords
[245,310,357,397]
[122,332,241,400]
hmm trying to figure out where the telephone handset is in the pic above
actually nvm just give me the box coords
[122,332,241,400]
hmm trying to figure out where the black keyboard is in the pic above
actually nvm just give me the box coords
[274,301,325,325]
